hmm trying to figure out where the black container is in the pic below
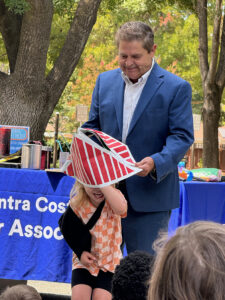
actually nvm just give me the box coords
[0,128,11,156]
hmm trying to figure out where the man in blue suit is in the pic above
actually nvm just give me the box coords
[82,21,194,254]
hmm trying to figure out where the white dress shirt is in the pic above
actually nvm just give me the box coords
[121,59,155,143]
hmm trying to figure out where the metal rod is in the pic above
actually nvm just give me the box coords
[53,112,59,168]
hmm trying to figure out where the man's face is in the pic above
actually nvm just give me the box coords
[118,40,156,83]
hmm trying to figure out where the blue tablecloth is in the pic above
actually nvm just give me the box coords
[1,168,225,283]
[0,168,75,283]
[168,181,225,235]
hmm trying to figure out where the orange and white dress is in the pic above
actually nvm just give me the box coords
[71,199,126,276]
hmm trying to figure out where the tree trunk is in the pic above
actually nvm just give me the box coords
[202,84,221,167]
[0,0,102,141]
[196,0,225,168]
[0,0,54,141]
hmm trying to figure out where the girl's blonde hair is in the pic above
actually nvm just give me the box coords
[70,181,89,209]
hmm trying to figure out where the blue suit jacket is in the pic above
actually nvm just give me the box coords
[83,63,194,212]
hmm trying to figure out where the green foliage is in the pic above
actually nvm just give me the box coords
[4,0,30,14]
[167,0,195,13]
[144,0,195,14]
[54,82,77,133]
[100,0,124,12]
[53,0,78,18]
[82,14,117,63]
[153,7,202,106]
[0,38,8,69]
[107,0,151,24]
[46,14,70,73]
[46,1,80,73]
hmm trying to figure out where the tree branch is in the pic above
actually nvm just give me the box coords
[196,0,209,82]
[208,0,222,84]
[47,0,102,108]
[216,8,225,89]
[15,0,53,81]
[0,1,22,73]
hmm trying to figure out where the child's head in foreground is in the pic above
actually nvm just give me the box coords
[148,221,225,300]
[112,250,154,300]
[0,284,41,300]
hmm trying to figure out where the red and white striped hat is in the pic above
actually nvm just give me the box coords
[62,128,141,187]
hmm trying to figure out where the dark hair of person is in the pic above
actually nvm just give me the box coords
[115,21,154,53]
[0,284,41,300]
[112,250,154,300]
[148,221,225,300]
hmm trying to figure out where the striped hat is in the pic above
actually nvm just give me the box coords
[62,128,141,187]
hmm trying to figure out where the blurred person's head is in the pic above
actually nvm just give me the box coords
[148,221,225,300]
[0,284,41,300]
[112,250,154,300]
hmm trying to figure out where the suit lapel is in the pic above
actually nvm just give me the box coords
[113,70,125,138]
[128,63,164,137]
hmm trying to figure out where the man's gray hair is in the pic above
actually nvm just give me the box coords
[115,21,154,53]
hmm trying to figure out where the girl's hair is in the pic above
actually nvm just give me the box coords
[115,21,154,53]
[0,284,41,300]
[69,181,89,208]
[148,221,225,300]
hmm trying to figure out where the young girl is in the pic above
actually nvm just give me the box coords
[69,181,127,300]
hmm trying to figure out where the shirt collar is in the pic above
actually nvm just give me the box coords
[121,58,155,86]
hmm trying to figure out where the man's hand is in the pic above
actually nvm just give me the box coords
[135,157,155,177]
[80,251,97,267]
